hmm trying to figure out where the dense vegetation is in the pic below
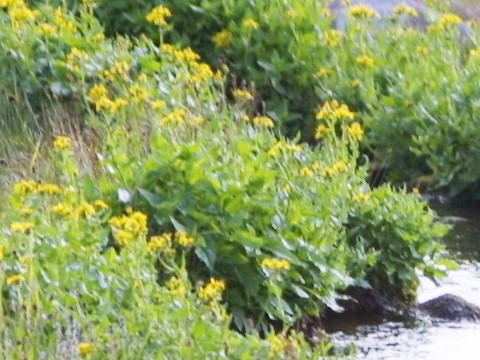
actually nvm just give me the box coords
[0,0,464,358]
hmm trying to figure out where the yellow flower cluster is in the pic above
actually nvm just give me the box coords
[167,276,188,297]
[54,7,77,32]
[0,0,24,8]
[300,166,314,177]
[349,5,380,18]
[88,84,109,102]
[127,84,150,103]
[176,230,195,246]
[316,100,355,121]
[160,108,187,125]
[38,23,57,35]
[146,5,172,26]
[9,6,38,21]
[151,99,167,109]
[315,67,331,77]
[324,161,348,176]
[261,258,291,270]
[268,141,302,156]
[78,342,94,356]
[66,48,89,72]
[198,278,226,301]
[52,202,73,216]
[392,4,419,17]
[6,274,25,284]
[104,61,131,80]
[356,55,374,68]
[352,193,372,202]
[147,233,172,252]
[188,62,214,83]
[94,200,109,209]
[324,29,343,47]
[14,180,37,196]
[251,116,275,128]
[214,29,232,47]
[314,124,332,139]
[37,184,61,194]
[53,135,72,151]
[438,13,463,28]
[10,222,35,232]
[243,19,260,29]
[347,122,365,140]
[0,245,5,260]
[76,202,96,218]
[232,89,254,100]
[109,210,148,245]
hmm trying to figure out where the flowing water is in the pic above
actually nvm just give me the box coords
[328,203,480,360]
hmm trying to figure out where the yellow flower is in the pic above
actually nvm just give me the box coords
[356,55,374,68]
[0,0,25,8]
[66,48,89,72]
[167,276,188,297]
[352,193,372,202]
[350,79,362,88]
[53,135,72,151]
[76,202,96,218]
[94,96,114,112]
[127,84,150,103]
[188,62,213,82]
[412,187,420,194]
[316,100,355,121]
[104,61,131,80]
[192,115,206,124]
[393,4,418,17]
[283,184,293,193]
[6,274,25,284]
[175,231,195,246]
[78,342,93,356]
[232,89,254,100]
[243,19,260,29]
[160,108,187,125]
[38,23,57,35]
[146,5,172,26]
[349,5,380,18]
[315,67,331,77]
[261,258,291,270]
[324,29,343,47]
[9,6,38,21]
[300,166,314,177]
[347,122,365,140]
[115,230,133,246]
[20,207,34,215]
[324,161,348,176]
[198,278,226,301]
[213,29,232,47]
[314,124,331,139]
[54,7,77,32]
[52,202,73,216]
[151,99,166,109]
[109,98,129,112]
[0,245,5,260]
[10,222,35,232]
[94,200,110,209]
[88,84,109,102]
[320,8,332,17]
[14,180,37,196]
[146,233,172,252]
[252,116,274,128]
[92,32,105,41]
[37,184,61,194]
[109,211,148,236]
[269,334,287,356]
[438,13,462,28]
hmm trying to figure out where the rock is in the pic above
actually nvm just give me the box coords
[329,0,429,32]
[410,293,480,322]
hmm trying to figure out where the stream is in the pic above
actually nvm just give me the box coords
[328,202,480,359]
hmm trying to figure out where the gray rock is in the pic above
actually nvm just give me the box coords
[410,294,480,322]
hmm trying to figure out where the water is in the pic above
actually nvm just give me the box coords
[328,203,480,359]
